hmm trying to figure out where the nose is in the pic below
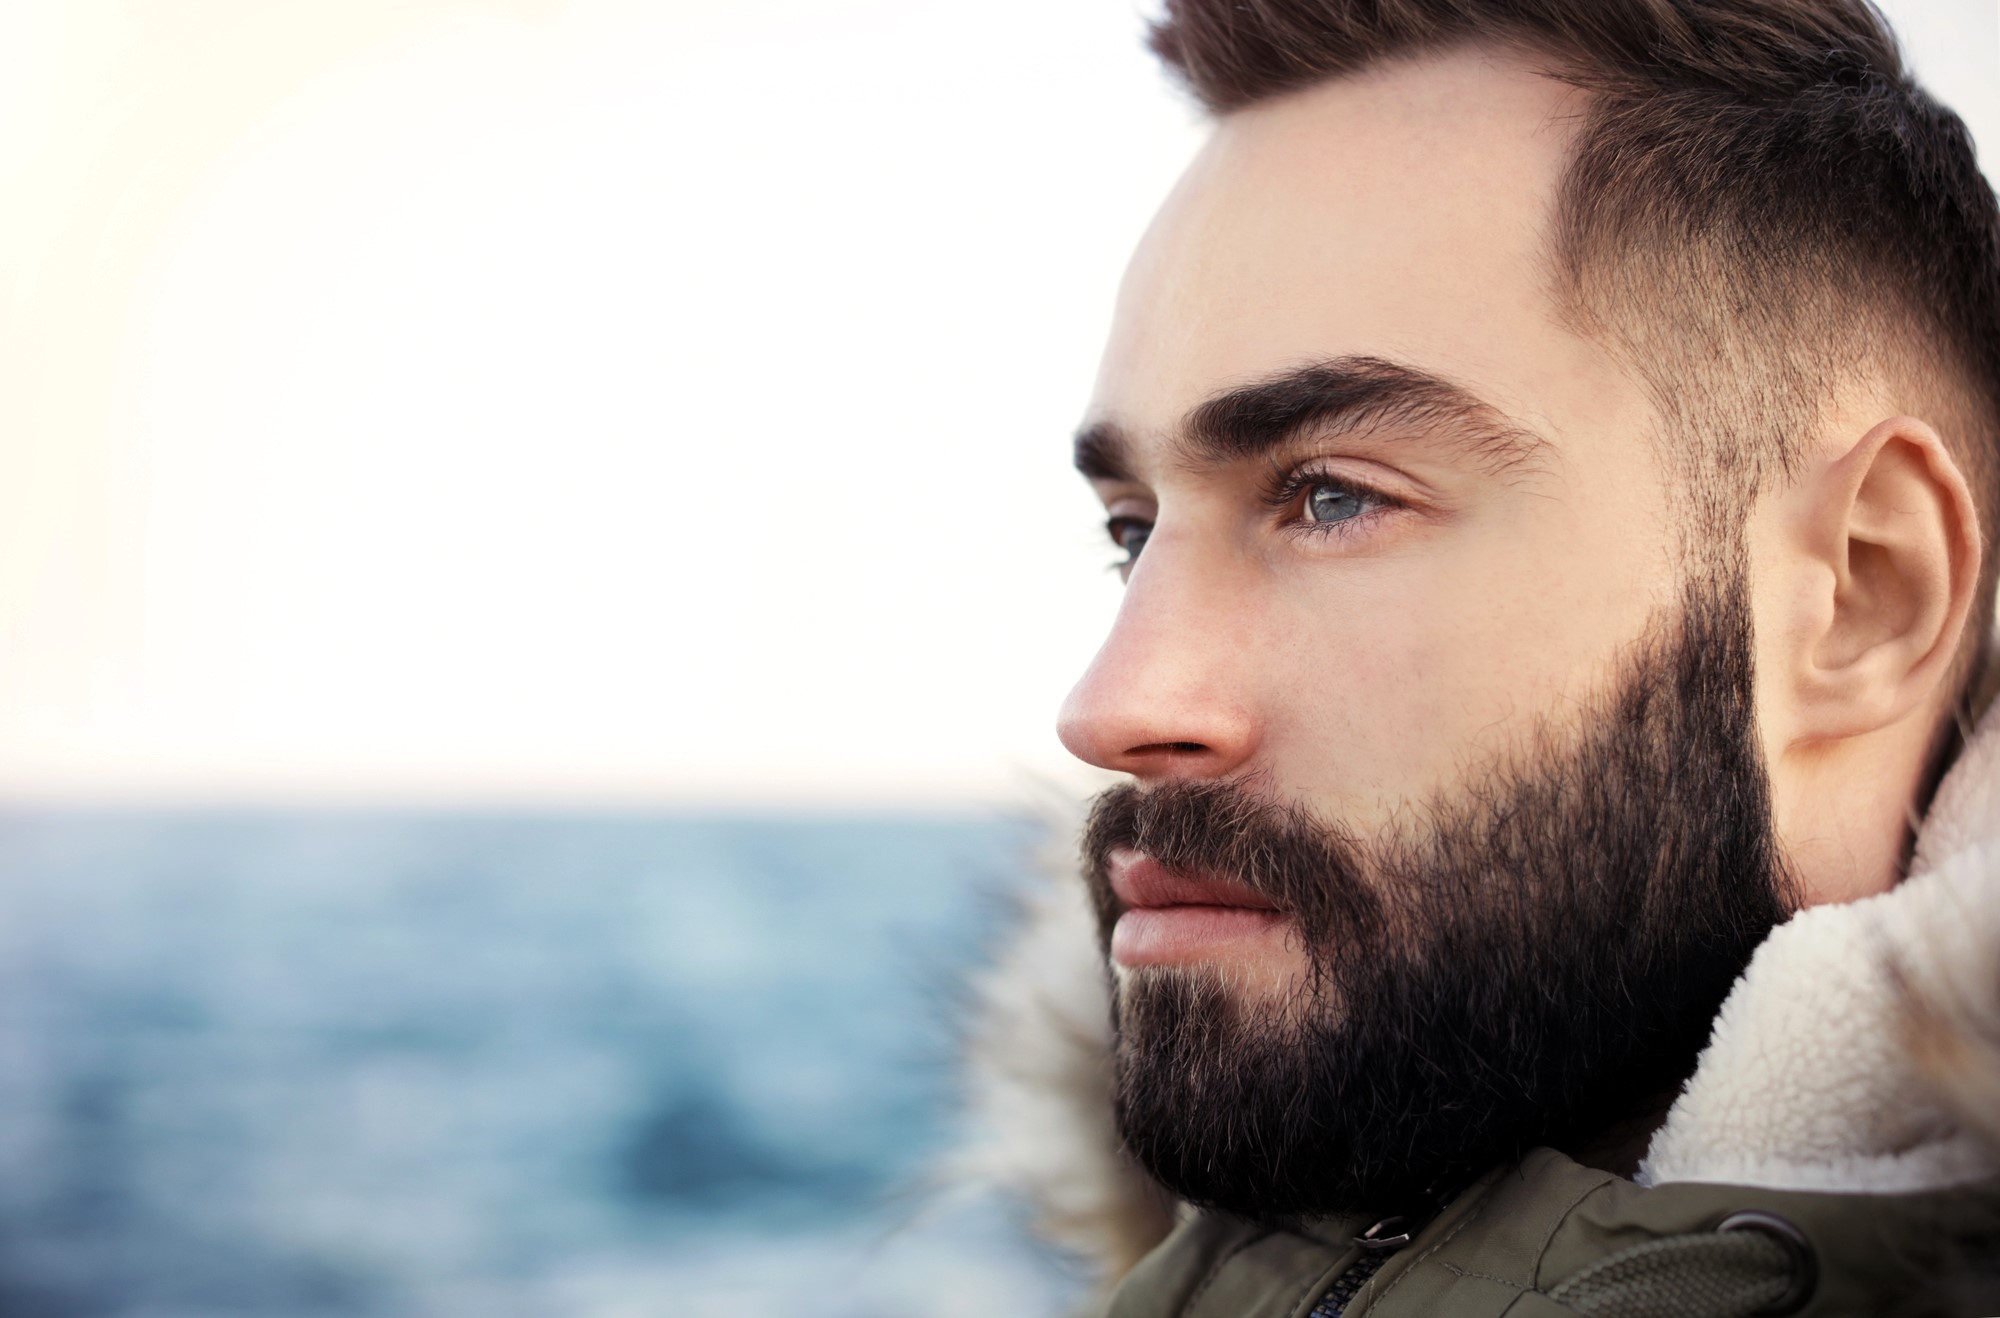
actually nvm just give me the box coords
[1056,537,1262,781]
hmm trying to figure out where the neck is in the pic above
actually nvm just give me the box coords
[1557,1096,1676,1178]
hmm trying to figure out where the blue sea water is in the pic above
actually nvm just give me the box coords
[0,810,1084,1317]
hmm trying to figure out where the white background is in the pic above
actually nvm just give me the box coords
[0,0,1994,807]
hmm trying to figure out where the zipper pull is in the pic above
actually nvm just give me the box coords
[1354,1215,1415,1251]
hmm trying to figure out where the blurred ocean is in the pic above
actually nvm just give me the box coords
[0,810,1084,1318]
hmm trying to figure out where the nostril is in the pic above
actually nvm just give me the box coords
[1133,741,1209,756]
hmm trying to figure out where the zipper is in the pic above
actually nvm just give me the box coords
[1307,1215,1416,1318]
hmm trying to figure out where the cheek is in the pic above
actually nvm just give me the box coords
[1256,500,1674,821]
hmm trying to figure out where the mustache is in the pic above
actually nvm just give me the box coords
[1081,779,1387,956]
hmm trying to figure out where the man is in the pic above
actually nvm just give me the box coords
[965,2,2000,1314]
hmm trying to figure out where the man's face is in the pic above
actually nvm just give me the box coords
[1060,51,1794,1215]
[1067,49,1686,1006]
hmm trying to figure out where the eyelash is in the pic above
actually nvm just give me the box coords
[1260,464,1400,542]
[1102,465,1400,572]
[1104,517,1149,574]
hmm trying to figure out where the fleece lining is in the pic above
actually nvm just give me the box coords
[1639,704,2000,1191]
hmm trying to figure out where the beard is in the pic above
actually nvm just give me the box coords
[1080,569,1796,1222]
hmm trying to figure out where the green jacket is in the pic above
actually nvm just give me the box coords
[1107,1147,2000,1317]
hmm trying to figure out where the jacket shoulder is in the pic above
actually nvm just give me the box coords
[1103,1149,2000,1318]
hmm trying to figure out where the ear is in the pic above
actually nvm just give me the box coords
[1784,415,1982,743]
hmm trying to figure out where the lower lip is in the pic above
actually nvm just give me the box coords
[1111,905,1290,966]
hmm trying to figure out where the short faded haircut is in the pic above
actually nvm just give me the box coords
[1150,0,2000,687]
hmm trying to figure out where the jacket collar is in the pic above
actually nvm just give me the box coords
[1639,695,2000,1191]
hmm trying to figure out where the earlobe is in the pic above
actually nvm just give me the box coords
[1789,416,1981,743]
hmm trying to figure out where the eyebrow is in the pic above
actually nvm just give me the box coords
[1073,356,1552,482]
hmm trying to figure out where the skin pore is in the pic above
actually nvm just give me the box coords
[1058,46,1982,1014]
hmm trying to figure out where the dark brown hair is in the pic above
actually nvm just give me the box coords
[1150,0,2000,685]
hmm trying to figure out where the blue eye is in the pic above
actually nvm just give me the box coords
[1108,518,1152,564]
[1307,484,1368,524]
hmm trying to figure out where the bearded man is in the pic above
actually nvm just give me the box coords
[964,2,2000,1315]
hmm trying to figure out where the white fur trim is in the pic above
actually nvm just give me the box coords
[954,850,1175,1278]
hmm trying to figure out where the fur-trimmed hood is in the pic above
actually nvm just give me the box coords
[960,702,2000,1290]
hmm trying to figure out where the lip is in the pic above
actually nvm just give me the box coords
[1106,849,1288,966]
[1108,849,1281,912]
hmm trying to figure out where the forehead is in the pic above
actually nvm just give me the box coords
[1092,47,1645,463]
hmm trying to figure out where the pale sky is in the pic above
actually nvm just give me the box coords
[0,0,1994,807]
